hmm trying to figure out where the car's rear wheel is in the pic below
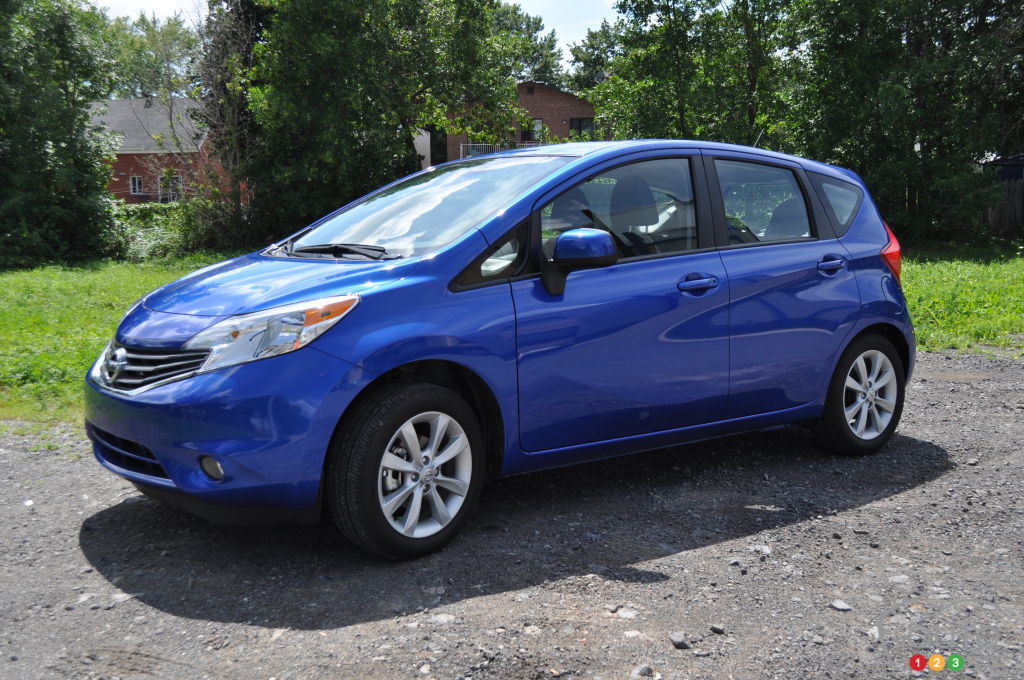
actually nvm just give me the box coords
[326,382,484,559]
[817,334,905,456]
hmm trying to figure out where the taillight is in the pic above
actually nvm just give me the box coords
[881,222,901,284]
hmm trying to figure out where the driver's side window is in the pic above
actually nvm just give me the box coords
[539,157,698,260]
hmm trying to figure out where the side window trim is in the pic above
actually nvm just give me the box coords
[702,153,836,249]
[527,153,712,271]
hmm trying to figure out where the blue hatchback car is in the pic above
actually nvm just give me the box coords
[86,140,914,558]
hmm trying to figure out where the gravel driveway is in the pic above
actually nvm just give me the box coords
[2,351,1022,680]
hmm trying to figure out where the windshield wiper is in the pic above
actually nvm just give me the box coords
[289,243,400,260]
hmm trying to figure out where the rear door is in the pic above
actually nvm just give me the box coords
[512,152,730,453]
[704,152,861,419]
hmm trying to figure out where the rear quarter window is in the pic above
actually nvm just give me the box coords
[809,172,864,236]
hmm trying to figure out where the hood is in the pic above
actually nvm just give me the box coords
[143,252,419,317]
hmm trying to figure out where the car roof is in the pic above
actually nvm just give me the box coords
[492,139,859,184]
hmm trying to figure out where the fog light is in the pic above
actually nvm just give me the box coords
[200,456,225,481]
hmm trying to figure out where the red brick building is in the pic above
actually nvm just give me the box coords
[442,82,595,163]
[92,97,205,203]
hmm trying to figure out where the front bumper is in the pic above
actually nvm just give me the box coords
[85,346,370,516]
[131,481,321,524]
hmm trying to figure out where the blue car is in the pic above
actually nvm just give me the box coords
[86,140,914,559]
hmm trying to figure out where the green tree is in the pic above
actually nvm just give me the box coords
[792,0,1014,240]
[590,0,704,139]
[105,12,199,98]
[591,0,795,145]
[0,0,115,268]
[246,0,523,235]
[690,0,796,149]
[566,19,623,93]
[191,0,269,247]
[491,2,565,87]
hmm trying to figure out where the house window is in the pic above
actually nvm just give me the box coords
[159,174,182,203]
[129,176,143,195]
[522,118,543,142]
[570,118,595,135]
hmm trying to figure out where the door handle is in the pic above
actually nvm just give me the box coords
[817,257,846,272]
[677,276,719,292]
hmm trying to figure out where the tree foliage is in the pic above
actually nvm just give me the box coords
[0,0,114,268]
[244,0,525,235]
[491,2,565,88]
[791,0,1020,239]
[566,20,623,93]
[586,0,1023,240]
[591,0,794,148]
[191,0,268,247]
[104,12,199,99]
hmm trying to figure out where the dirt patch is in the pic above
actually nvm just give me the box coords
[1,351,1021,679]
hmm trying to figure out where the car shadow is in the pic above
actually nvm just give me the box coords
[78,429,952,630]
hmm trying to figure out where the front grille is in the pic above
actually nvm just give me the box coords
[87,422,169,479]
[100,342,209,391]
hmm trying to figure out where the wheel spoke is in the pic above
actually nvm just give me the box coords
[873,404,888,433]
[401,486,423,535]
[398,422,422,458]
[381,482,416,516]
[434,473,468,497]
[869,352,883,382]
[853,401,868,435]
[875,397,896,413]
[426,413,450,457]
[427,486,451,526]
[845,375,864,393]
[433,433,468,466]
[874,370,894,390]
[381,451,418,474]
[845,399,863,421]
[853,356,868,383]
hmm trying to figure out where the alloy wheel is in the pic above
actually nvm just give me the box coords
[843,349,897,440]
[377,411,472,538]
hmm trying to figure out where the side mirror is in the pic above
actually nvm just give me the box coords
[541,228,618,295]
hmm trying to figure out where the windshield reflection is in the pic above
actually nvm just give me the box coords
[292,156,574,258]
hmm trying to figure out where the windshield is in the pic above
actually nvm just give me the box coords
[290,155,574,258]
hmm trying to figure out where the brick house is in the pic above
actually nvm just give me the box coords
[92,97,205,203]
[441,82,595,164]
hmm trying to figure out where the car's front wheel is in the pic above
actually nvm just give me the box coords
[817,334,906,456]
[326,382,484,559]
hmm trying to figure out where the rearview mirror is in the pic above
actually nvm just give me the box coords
[541,228,618,295]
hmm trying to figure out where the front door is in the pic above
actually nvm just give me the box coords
[512,155,731,453]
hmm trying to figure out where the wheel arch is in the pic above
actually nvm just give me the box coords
[326,359,506,482]
[845,322,911,378]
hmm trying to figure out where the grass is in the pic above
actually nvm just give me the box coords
[0,253,236,422]
[0,244,1021,423]
[902,243,1024,354]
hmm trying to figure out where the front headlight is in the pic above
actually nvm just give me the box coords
[186,295,359,373]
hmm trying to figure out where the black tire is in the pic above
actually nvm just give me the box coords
[816,334,906,456]
[326,381,485,559]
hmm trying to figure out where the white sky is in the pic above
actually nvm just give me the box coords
[92,0,206,26]
[514,0,620,58]
[91,0,621,64]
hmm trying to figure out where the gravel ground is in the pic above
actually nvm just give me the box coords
[1,351,1022,680]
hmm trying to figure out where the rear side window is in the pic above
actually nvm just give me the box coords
[809,172,864,236]
[714,160,813,244]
